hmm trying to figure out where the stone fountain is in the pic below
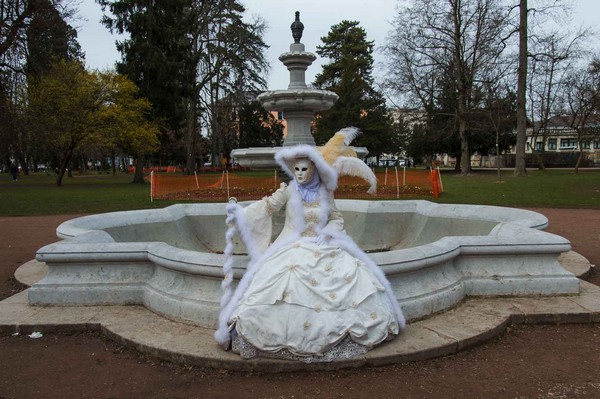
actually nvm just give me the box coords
[25,12,582,335]
[231,12,365,169]
[30,201,579,327]
[9,12,594,373]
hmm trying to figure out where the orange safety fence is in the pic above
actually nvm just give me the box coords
[128,165,183,174]
[150,168,443,202]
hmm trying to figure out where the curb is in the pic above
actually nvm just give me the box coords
[3,252,598,372]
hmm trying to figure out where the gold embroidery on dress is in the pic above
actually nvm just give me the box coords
[324,263,333,272]
[314,304,322,313]
[370,311,378,320]
[310,277,318,287]
[262,197,273,216]
[304,211,319,224]
[303,200,320,208]
[303,321,311,330]
[302,229,317,237]
[329,291,337,300]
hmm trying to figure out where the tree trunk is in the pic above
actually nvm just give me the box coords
[111,150,117,176]
[56,151,74,186]
[17,154,29,175]
[457,88,470,174]
[514,0,528,177]
[184,104,198,175]
[452,3,471,176]
[67,156,75,177]
[454,154,461,172]
[459,131,470,174]
[574,146,583,175]
[56,165,67,186]
[132,156,145,184]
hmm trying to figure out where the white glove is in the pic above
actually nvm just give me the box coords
[316,234,331,247]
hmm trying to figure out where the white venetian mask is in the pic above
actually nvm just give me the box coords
[293,159,315,184]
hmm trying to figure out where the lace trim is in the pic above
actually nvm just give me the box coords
[232,335,368,363]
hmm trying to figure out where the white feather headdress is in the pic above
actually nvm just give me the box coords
[275,127,376,194]
[275,144,338,191]
[319,127,377,194]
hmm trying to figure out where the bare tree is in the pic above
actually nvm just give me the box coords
[526,29,586,172]
[514,0,528,176]
[384,0,510,175]
[512,0,582,176]
[1,0,78,173]
[558,58,600,173]
[189,0,269,171]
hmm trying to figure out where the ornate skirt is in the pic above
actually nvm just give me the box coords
[229,237,399,360]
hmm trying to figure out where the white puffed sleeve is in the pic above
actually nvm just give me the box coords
[242,183,288,253]
[321,197,345,236]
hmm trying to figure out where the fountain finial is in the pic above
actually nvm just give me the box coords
[290,11,304,44]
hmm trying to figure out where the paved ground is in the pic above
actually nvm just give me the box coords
[1,209,600,398]
[3,250,598,373]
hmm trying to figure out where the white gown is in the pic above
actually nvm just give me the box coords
[224,183,401,360]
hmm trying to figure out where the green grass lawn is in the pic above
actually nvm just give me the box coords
[0,168,598,216]
[437,168,600,208]
[0,172,178,216]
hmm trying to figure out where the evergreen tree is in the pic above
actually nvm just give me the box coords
[26,0,83,79]
[99,0,269,174]
[313,20,393,160]
[99,0,196,182]
[237,100,283,148]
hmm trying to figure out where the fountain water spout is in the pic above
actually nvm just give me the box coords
[258,11,338,147]
[231,12,340,167]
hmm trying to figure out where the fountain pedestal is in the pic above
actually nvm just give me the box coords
[231,12,366,169]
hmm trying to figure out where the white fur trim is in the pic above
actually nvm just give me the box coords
[275,145,338,191]
[215,183,332,344]
[215,201,269,345]
[327,230,406,328]
[215,231,302,344]
[214,178,405,347]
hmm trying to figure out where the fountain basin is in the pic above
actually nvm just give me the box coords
[231,146,368,169]
[31,200,578,327]
[258,89,339,112]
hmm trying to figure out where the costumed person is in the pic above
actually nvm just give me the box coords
[215,127,405,362]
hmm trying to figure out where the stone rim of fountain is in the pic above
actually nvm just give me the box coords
[29,200,579,329]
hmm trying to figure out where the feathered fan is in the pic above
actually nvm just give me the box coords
[318,127,377,194]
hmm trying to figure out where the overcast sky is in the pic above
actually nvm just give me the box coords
[76,0,600,92]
